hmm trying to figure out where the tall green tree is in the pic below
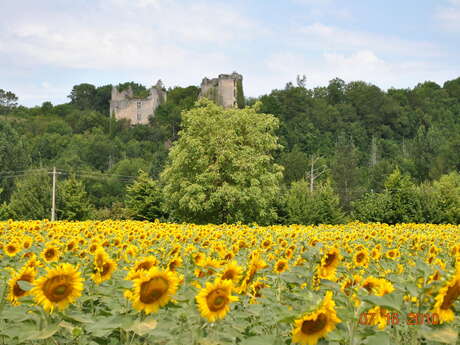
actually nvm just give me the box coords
[125,170,164,221]
[9,172,52,220]
[286,179,344,225]
[57,176,94,220]
[161,99,283,224]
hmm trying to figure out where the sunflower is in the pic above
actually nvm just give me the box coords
[168,256,183,271]
[292,291,341,345]
[133,256,158,272]
[318,248,341,280]
[31,263,84,312]
[8,266,36,305]
[218,260,243,284]
[353,250,369,267]
[41,245,60,263]
[249,278,268,303]
[196,278,238,322]
[274,259,289,274]
[361,276,394,296]
[128,267,179,314]
[4,241,20,257]
[432,271,460,323]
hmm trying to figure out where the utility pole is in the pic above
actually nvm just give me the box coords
[51,167,56,221]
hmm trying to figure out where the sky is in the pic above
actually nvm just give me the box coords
[1,0,459,107]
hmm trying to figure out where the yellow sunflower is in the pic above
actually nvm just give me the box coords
[91,247,117,284]
[41,244,60,263]
[8,266,36,305]
[353,249,369,267]
[128,267,179,314]
[432,271,460,323]
[318,248,341,280]
[196,278,239,322]
[292,291,341,345]
[4,241,20,257]
[274,259,289,274]
[31,263,84,312]
[218,260,243,284]
[361,276,394,296]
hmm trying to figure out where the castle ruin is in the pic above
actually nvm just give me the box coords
[199,72,243,109]
[110,80,166,125]
[110,72,243,124]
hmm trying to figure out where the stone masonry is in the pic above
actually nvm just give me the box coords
[110,73,243,125]
[199,72,243,108]
[110,80,167,125]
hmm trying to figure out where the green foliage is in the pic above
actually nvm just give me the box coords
[353,169,421,224]
[57,175,94,220]
[417,172,460,224]
[236,79,245,108]
[9,172,52,220]
[161,99,283,224]
[125,170,165,221]
[286,179,345,225]
[117,82,149,99]
[0,88,18,114]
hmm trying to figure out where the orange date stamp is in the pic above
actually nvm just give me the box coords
[359,312,439,326]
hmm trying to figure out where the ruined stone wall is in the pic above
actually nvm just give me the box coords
[199,72,243,108]
[110,82,166,125]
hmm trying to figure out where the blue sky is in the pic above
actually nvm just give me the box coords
[1,0,459,106]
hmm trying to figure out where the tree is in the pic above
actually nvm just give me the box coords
[68,83,96,110]
[125,170,165,221]
[9,172,51,220]
[352,169,421,224]
[160,99,283,224]
[0,122,29,201]
[0,89,18,114]
[331,137,362,211]
[286,179,345,225]
[57,176,94,220]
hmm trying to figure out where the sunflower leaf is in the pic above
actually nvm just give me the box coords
[360,292,403,312]
[419,326,458,344]
[363,332,390,345]
[16,280,33,291]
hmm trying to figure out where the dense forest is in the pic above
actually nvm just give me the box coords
[0,75,459,223]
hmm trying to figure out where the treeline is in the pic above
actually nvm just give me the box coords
[0,76,459,224]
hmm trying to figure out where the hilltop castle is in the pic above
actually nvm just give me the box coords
[110,72,243,125]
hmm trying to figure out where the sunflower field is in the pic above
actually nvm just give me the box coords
[0,220,459,345]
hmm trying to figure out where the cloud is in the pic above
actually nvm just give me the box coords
[298,23,440,57]
[436,0,460,32]
[263,49,458,92]
[0,0,260,71]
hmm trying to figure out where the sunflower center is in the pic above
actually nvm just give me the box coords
[101,263,111,276]
[136,262,153,271]
[356,253,365,263]
[45,249,56,259]
[139,277,169,304]
[440,280,460,310]
[43,275,72,302]
[222,270,235,280]
[277,262,286,271]
[7,245,16,253]
[324,253,336,267]
[301,313,328,334]
[207,288,229,312]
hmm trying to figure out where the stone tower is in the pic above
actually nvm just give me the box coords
[110,80,167,125]
[199,72,243,108]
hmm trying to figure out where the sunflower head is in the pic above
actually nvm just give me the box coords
[219,261,243,283]
[128,267,179,314]
[292,292,341,345]
[196,278,239,322]
[274,259,289,274]
[41,245,60,263]
[432,272,460,323]
[31,263,84,312]
[8,266,36,305]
